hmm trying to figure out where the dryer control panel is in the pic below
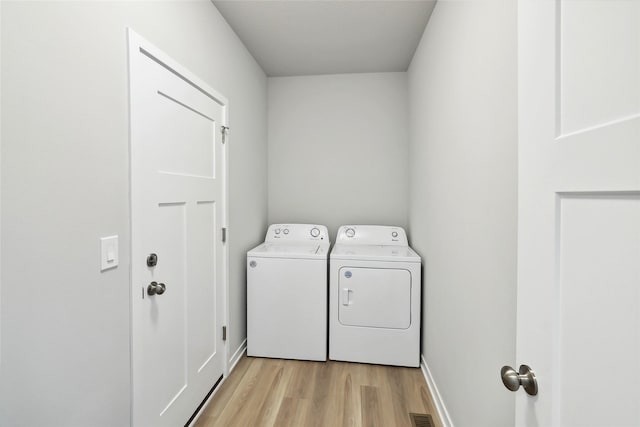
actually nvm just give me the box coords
[265,224,329,242]
[335,225,408,246]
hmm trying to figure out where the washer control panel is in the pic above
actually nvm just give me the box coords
[266,224,329,242]
[335,225,408,246]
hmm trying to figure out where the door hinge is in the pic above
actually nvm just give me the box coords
[222,326,227,341]
[222,227,227,243]
[221,126,229,144]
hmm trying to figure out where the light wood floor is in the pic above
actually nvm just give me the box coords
[194,355,443,427]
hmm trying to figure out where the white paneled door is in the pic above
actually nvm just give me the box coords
[516,1,639,426]
[128,30,228,427]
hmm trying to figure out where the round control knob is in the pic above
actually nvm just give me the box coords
[310,227,320,238]
[392,231,398,238]
[283,229,289,235]
[345,228,356,238]
[274,228,281,235]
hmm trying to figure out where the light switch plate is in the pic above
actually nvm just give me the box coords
[101,235,119,271]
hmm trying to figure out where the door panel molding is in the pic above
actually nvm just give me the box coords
[556,0,640,137]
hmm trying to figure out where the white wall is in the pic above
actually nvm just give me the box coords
[268,73,409,239]
[407,1,517,426]
[0,1,267,425]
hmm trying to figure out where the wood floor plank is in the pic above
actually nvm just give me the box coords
[304,360,334,427]
[195,357,265,427]
[211,358,279,426]
[273,396,309,427]
[360,385,382,427]
[195,356,443,427]
[251,360,294,427]
[193,356,253,426]
[284,360,316,399]
[384,366,413,427]
[340,368,359,427]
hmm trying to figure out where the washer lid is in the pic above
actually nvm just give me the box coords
[247,242,328,260]
[330,244,421,263]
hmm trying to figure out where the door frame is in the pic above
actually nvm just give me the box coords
[126,28,230,424]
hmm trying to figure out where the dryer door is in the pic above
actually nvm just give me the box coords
[338,267,411,329]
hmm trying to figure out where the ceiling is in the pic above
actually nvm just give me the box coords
[212,1,437,77]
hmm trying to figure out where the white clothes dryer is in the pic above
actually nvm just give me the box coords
[247,224,330,361]
[329,225,421,367]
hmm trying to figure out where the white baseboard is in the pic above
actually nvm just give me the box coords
[229,339,247,372]
[420,354,454,427]
[187,339,247,426]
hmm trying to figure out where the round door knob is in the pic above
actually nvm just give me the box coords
[155,282,166,295]
[501,364,538,396]
[147,281,166,296]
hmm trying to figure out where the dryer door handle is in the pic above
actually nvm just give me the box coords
[342,288,352,306]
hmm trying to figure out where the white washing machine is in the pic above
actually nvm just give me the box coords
[247,224,330,361]
[329,225,421,367]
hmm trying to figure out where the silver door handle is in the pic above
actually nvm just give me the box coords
[147,281,166,296]
[501,364,538,395]
[342,288,351,305]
